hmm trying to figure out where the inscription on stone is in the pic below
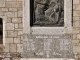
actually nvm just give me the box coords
[23,34,73,58]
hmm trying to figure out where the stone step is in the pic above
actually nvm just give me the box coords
[20,58,75,60]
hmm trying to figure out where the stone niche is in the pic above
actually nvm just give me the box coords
[22,0,73,58]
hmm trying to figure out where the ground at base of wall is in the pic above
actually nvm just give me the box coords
[20,58,75,60]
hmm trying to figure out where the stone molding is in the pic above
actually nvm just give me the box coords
[23,0,72,35]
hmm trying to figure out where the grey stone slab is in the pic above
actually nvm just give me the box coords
[22,34,73,58]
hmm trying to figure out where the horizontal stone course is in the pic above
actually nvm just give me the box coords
[6,2,22,8]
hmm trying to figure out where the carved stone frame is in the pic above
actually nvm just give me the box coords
[23,0,72,35]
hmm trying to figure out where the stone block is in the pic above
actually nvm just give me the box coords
[77,34,80,39]
[9,8,17,11]
[0,12,4,16]
[76,4,80,10]
[74,21,80,27]
[19,23,23,29]
[5,38,13,43]
[6,2,22,8]
[73,11,80,16]
[4,44,9,52]
[7,18,12,23]
[10,44,17,52]
[12,18,22,23]
[18,31,23,35]
[73,0,79,4]
[1,8,8,11]
[18,8,23,11]
[15,24,18,28]
[73,40,79,44]
[73,45,80,53]
[7,31,17,37]
[15,12,18,17]
[73,28,79,34]
[18,11,23,17]
[5,12,15,17]
[17,44,22,52]
[14,38,20,43]
[5,23,14,30]
[73,34,77,39]
[0,0,5,7]
[74,17,79,21]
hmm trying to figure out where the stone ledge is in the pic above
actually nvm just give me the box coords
[20,58,75,60]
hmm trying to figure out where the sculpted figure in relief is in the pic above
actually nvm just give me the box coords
[34,0,64,26]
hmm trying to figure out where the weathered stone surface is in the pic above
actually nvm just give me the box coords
[4,58,10,60]
[77,34,80,39]
[1,8,8,11]
[18,11,23,17]
[5,38,13,43]
[5,12,15,17]
[10,44,17,52]
[15,24,18,28]
[73,0,79,4]
[9,8,17,11]
[18,31,23,35]
[73,11,80,16]
[14,38,20,43]
[17,44,22,52]
[7,31,17,37]
[19,23,23,29]
[0,0,5,7]
[22,34,73,58]
[4,44,9,52]
[5,23,14,30]
[6,2,22,8]
[12,18,22,23]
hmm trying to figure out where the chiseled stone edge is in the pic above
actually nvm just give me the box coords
[23,0,72,34]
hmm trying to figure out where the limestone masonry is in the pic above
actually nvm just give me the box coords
[0,0,79,60]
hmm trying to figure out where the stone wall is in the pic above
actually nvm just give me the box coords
[0,0,23,60]
[0,0,79,60]
[73,0,80,60]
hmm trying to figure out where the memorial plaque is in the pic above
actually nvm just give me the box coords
[30,0,64,26]
[22,34,73,58]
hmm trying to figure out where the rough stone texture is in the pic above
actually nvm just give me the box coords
[7,31,18,37]
[17,44,22,52]
[0,0,23,60]
[5,23,14,30]
[10,44,17,52]
[0,0,79,60]
[73,0,80,60]
[22,34,73,58]
[0,0,5,7]
[6,2,22,8]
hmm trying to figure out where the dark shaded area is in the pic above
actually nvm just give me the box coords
[30,0,34,26]
[0,18,3,44]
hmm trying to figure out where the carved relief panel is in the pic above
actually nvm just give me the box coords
[31,0,64,27]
